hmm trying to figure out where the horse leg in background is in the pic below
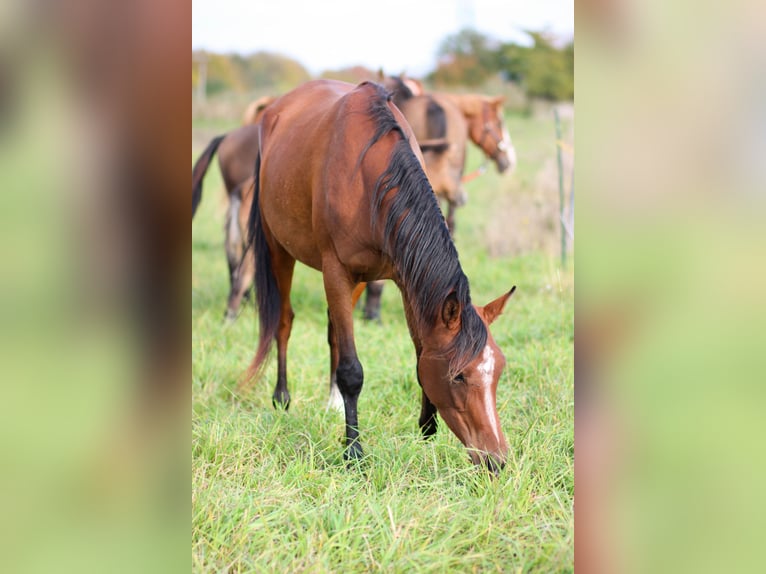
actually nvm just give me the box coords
[270,247,297,409]
[327,283,366,412]
[237,180,255,304]
[223,180,256,322]
[324,266,365,460]
[446,201,457,235]
[362,280,385,322]
[224,189,243,292]
[223,246,254,322]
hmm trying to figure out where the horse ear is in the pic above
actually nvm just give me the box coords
[490,96,506,108]
[482,286,516,325]
[377,68,385,81]
[441,292,462,330]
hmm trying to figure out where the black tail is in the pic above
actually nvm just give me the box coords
[192,134,225,218]
[244,150,281,379]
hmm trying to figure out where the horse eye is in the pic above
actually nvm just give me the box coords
[453,373,465,384]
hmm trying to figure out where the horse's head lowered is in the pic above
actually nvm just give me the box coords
[469,96,517,174]
[417,287,516,473]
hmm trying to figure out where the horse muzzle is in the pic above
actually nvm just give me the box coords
[468,449,507,476]
[495,149,516,174]
[450,188,468,207]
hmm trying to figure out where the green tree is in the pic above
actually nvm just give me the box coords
[191,50,311,96]
[235,51,311,92]
[430,29,500,87]
[191,51,247,95]
[498,32,573,101]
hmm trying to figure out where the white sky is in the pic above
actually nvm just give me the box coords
[192,0,573,76]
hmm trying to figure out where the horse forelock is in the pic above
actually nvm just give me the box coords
[362,88,488,373]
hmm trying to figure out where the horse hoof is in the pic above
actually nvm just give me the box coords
[223,310,237,324]
[343,442,364,463]
[420,421,438,439]
[272,393,290,410]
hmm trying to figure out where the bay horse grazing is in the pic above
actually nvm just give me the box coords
[244,79,516,472]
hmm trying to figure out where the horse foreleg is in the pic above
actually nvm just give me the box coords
[327,282,366,412]
[326,308,343,412]
[324,265,365,461]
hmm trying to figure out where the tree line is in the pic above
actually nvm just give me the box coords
[193,29,573,101]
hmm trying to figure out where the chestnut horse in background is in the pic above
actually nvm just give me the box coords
[244,79,515,471]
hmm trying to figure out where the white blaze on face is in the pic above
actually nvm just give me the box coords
[477,345,501,443]
[497,111,517,168]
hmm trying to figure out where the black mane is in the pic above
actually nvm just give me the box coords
[362,82,487,375]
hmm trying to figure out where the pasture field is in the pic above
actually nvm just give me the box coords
[192,109,574,572]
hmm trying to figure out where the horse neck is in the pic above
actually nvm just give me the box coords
[373,139,487,372]
[385,204,466,341]
[365,105,472,345]
[444,94,485,148]
[444,94,478,120]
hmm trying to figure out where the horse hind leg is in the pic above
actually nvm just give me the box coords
[224,191,243,290]
[270,248,296,410]
[223,184,256,322]
[237,181,255,304]
[224,247,254,322]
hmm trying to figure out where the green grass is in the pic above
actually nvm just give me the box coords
[192,111,573,572]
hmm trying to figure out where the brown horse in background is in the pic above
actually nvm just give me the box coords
[244,79,515,471]
[191,98,273,320]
